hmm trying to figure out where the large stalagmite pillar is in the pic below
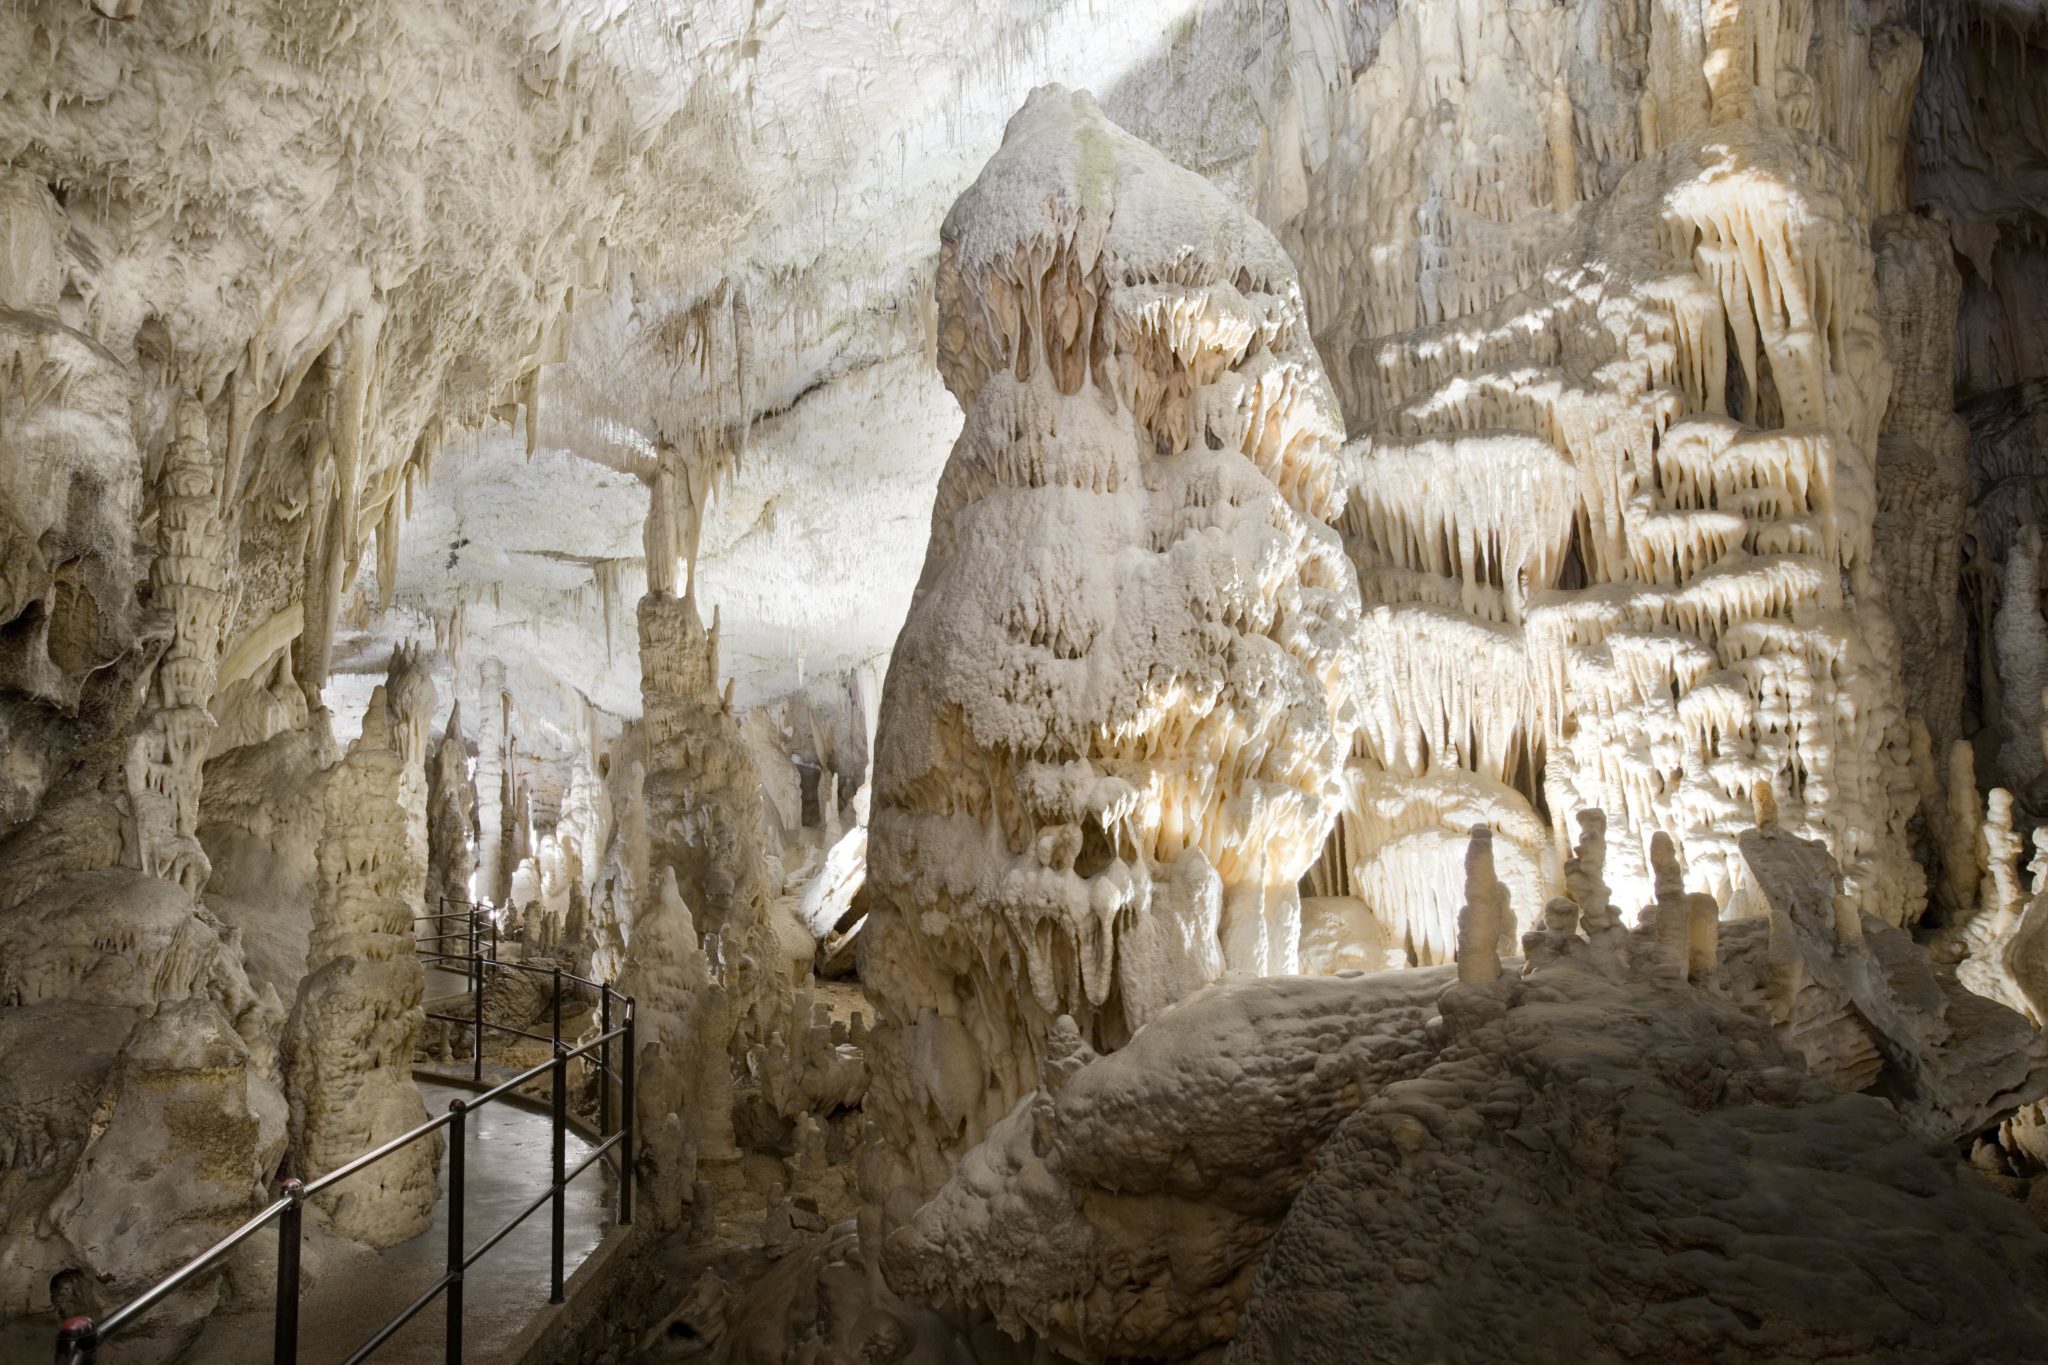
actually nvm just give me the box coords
[637,591,791,1050]
[125,398,233,896]
[283,668,439,1245]
[860,86,1368,1194]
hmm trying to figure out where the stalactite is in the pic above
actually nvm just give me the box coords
[1300,0,1928,937]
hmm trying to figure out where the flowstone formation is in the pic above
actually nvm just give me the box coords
[1231,840,2048,1363]
[890,814,2048,1364]
[1292,0,1935,953]
[862,86,1368,1193]
[282,673,438,1246]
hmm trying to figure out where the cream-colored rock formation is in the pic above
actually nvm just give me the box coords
[884,814,2047,1362]
[426,701,478,919]
[1232,873,2048,1363]
[617,868,736,1227]
[282,673,439,1246]
[861,86,1368,1194]
[1298,0,1935,951]
[6,0,2048,1358]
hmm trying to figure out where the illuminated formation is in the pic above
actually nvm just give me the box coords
[3,2,2048,1360]
[861,87,1368,1193]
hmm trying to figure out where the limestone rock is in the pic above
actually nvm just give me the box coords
[862,86,1367,1192]
[47,999,288,1344]
[1230,955,2048,1365]
[282,680,438,1246]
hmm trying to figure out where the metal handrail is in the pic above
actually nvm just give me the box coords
[53,926,636,1365]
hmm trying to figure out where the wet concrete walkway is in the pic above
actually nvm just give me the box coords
[16,1076,616,1364]
[204,1077,613,1364]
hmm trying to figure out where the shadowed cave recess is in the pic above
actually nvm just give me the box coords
[6,1,2048,1362]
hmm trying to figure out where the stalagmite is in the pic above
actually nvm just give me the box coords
[1983,789,2028,938]
[617,868,733,1226]
[636,586,801,1101]
[426,701,478,915]
[1646,832,1693,981]
[383,644,436,922]
[1686,892,1720,981]
[283,678,439,1246]
[125,399,232,897]
[473,662,510,909]
[1945,740,1985,918]
[1565,809,1619,942]
[1454,825,1503,985]
[861,87,1367,1194]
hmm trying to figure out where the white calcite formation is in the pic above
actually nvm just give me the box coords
[891,816,2048,1364]
[637,587,808,1108]
[616,867,735,1228]
[426,701,478,919]
[196,720,332,997]
[43,999,289,1349]
[862,86,1367,1193]
[126,400,235,897]
[5,1,2048,1358]
[1297,0,1935,951]
[884,971,1450,1359]
[282,677,438,1246]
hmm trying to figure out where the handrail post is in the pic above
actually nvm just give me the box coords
[550,965,562,1048]
[55,1315,95,1364]
[549,1043,567,1303]
[619,999,635,1227]
[472,952,485,1084]
[274,1178,303,1364]
[598,989,612,1139]
[445,1098,466,1364]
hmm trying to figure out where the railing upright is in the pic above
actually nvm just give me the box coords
[274,1179,304,1364]
[620,998,636,1228]
[471,953,485,1084]
[550,965,563,1048]
[549,1044,568,1304]
[445,1098,466,1364]
[598,990,613,1138]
